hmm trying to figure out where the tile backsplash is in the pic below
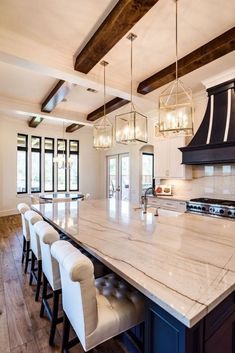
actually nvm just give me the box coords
[165,164,235,200]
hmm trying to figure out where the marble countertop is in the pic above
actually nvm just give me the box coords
[32,199,235,328]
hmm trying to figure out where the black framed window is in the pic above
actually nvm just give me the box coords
[69,140,79,191]
[17,134,28,194]
[44,138,54,192]
[57,139,67,191]
[142,152,154,192]
[31,136,41,193]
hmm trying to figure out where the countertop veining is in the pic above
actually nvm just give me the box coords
[32,199,235,328]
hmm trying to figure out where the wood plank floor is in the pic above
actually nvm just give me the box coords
[0,215,128,353]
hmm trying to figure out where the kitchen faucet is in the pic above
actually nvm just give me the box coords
[142,187,159,215]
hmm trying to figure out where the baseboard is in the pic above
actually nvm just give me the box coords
[0,209,18,217]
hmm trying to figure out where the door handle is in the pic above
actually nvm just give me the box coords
[116,187,121,192]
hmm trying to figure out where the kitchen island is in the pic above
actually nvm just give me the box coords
[32,199,235,353]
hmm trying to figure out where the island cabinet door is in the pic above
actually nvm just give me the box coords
[205,311,235,353]
[145,300,187,353]
[145,299,204,353]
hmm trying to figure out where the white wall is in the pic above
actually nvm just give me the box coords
[0,115,101,216]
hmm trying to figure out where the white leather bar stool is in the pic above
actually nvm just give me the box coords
[51,240,144,353]
[24,210,43,301]
[17,203,31,273]
[34,221,71,346]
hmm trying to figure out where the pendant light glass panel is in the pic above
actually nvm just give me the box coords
[115,33,148,144]
[159,80,194,136]
[158,0,194,137]
[93,61,113,150]
[93,120,113,150]
[115,111,148,144]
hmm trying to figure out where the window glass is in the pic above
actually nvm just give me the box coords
[17,150,27,193]
[45,138,53,150]
[44,137,54,192]
[31,136,41,193]
[69,140,79,191]
[17,134,28,194]
[57,139,67,191]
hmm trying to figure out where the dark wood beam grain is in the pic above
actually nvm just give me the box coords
[137,27,235,95]
[28,116,43,128]
[66,123,84,133]
[87,97,129,122]
[75,0,159,73]
[41,80,76,113]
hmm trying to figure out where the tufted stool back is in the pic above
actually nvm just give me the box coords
[24,210,43,259]
[51,240,98,347]
[34,221,61,291]
[17,203,30,241]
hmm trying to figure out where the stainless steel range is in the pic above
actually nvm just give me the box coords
[186,198,235,219]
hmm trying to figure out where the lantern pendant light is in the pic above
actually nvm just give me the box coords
[158,0,194,137]
[115,33,148,144]
[93,61,113,150]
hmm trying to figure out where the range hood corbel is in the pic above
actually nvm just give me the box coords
[179,79,235,164]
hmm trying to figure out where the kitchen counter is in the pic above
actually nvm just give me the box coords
[32,199,235,329]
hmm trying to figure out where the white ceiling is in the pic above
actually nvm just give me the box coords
[0,0,234,125]
[0,61,55,103]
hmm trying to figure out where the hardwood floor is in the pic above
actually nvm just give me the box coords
[0,215,128,353]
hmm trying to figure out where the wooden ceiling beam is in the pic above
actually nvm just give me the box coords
[41,80,76,113]
[137,27,235,95]
[87,97,129,122]
[66,123,84,133]
[75,0,159,74]
[28,116,43,128]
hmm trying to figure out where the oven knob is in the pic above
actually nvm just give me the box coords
[219,209,224,214]
[202,207,206,211]
[228,211,232,216]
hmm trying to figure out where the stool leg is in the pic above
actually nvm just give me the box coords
[61,312,70,353]
[21,237,26,264]
[49,290,60,346]
[35,259,42,302]
[29,252,35,285]
[40,274,48,318]
[24,240,30,274]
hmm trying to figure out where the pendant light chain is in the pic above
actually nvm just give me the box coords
[103,61,106,119]
[130,36,134,110]
[127,33,137,111]
[175,0,179,102]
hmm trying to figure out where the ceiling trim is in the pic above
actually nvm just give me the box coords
[66,123,84,132]
[74,0,159,74]
[137,27,235,95]
[87,97,129,121]
[41,80,76,113]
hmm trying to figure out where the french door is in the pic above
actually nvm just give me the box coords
[106,153,130,200]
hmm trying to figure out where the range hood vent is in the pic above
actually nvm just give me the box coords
[180,79,235,164]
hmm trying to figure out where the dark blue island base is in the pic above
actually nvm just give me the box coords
[144,292,235,353]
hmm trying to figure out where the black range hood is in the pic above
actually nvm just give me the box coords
[180,79,235,164]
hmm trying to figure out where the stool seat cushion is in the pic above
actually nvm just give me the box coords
[51,241,144,352]
[85,274,144,350]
